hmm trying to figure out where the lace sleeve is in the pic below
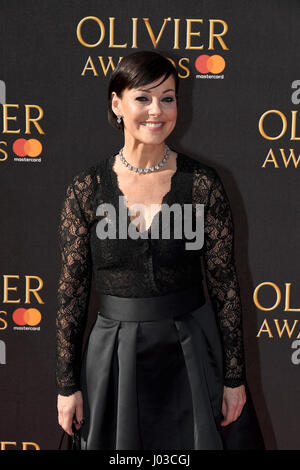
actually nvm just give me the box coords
[201,169,246,387]
[56,174,93,396]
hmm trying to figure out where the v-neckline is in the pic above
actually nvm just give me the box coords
[108,150,181,235]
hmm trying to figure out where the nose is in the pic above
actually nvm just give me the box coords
[148,98,162,116]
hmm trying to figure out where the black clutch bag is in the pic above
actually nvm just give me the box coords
[216,382,265,450]
[58,423,81,450]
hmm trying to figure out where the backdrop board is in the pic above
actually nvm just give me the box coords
[0,0,299,451]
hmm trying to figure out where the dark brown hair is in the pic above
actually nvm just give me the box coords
[108,50,179,131]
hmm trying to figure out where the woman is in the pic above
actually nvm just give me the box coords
[56,50,264,450]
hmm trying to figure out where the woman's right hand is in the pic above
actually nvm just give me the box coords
[57,391,84,436]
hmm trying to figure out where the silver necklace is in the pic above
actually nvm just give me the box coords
[118,145,171,174]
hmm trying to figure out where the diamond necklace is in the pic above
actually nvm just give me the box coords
[118,144,171,174]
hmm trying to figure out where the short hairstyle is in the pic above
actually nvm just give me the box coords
[108,50,179,131]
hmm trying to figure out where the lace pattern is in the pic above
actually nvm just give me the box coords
[56,154,246,395]
[56,171,95,395]
[194,168,246,387]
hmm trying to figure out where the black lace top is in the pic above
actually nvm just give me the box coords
[56,151,246,396]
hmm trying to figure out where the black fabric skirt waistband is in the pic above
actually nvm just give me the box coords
[98,286,206,322]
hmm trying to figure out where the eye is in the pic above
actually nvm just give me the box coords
[135,96,176,103]
[162,97,175,102]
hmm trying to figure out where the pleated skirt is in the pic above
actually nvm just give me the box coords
[79,286,264,450]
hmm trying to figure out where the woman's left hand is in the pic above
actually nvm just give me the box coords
[220,384,247,426]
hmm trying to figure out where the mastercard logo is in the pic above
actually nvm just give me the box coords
[12,308,42,326]
[12,138,42,157]
[195,55,226,74]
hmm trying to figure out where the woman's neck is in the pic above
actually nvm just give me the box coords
[121,142,168,168]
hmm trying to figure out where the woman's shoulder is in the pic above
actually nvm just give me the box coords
[69,157,109,193]
[178,151,218,184]
[61,159,109,221]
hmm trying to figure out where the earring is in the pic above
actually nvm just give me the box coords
[117,115,122,124]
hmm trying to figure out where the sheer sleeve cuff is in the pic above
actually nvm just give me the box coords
[224,376,246,388]
[56,384,82,396]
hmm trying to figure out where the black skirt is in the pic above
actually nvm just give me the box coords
[79,286,264,450]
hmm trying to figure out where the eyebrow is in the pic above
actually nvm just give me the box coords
[135,88,175,93]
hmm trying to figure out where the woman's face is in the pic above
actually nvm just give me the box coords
[111,74,177,146]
